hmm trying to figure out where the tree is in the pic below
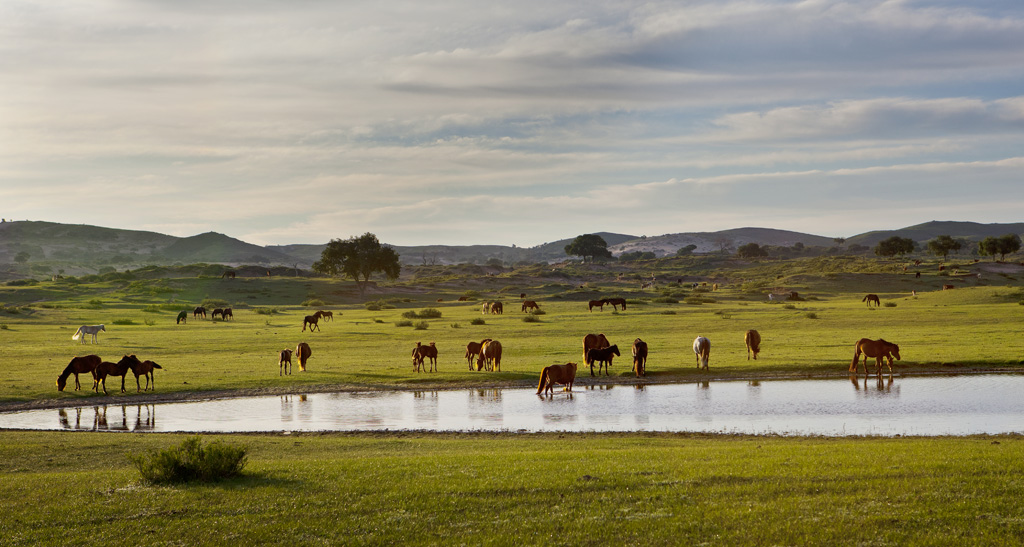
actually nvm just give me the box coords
[833,237,846,247]
[978,234,1022,261]
[564,234,612,263]
[14,251,30,264]
[736,243,768,259]
[676,244,697,256]
[926,235,962,260]
[714,237,735,255]
[313,232,401,293]
[873,236,916,258]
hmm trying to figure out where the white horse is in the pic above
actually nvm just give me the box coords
[693,336,710,370]
[72,324,105,344]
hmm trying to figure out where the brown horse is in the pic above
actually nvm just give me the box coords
[95,357,134,394]
[176,311,188,324]
[457,296,470,301]
[745,329,761,360]
[582,333,610,362]
[521,300,540,313]
[862,294,881,307]
[588,299,606,312]
[57,355,101,391]
[586,345,620,376]
[193,306,207,319]
[302,314,320,332]
[631,338,648,377]
[118,354,162,392]
[412,342,438,373]
[315,310,334,321]
[605,297,627,311]
[537,363,577,395]
[490,301,503,315]
[465,339,492,371]
[296,342,312,371]
[222,308,233,320]
[943,284,955,290]
[211,308,224,319]
[279,349,293,376]
[221,270,236,279]
[850,338,901,374]
[693,336,710,370]
[476,340,503,372]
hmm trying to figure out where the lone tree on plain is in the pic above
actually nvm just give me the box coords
[926,235,962,260]
[313,232,401,293]
[978,234,1022,261]
[874,236,916,258]
[564,234,612,263]
[676,244,697,256]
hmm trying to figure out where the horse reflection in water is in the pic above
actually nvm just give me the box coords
[849,374,897,394]
[586,384,615,391]
[280,394,311,424]
[58,404,156,431]
[413,391,440,423]
[468,389,503,424]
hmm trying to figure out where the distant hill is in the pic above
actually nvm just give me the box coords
[611,228,835,257]
[161,232,298,264]
[0,220,175,264]
[846,221,1024,247]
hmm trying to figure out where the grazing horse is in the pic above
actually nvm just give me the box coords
[72,324,105,344]
[631,338,648,377]
[279,349,293,376]
[476,340,503,372]
[586,345,620,376]
[118,354,162,392]
[302,314,320,332]
[850,338,901,374]
[588,299,606,312]
[412,342,439,373]
[465,339,492,371]
[57,355,101,391]
[211,308,224,319]
[490,301,503,315]
[222,308,233,320]
[221,270,236,279]
[745,329,761,360]
[176,311,188,324]
[193,306,207,319]
[582,333,611,363]
[94,357,134,394]
[605,297,627,311]
[943,284,955,290]
[693,336,711,370]
[457,296,469,301]
[537,363,577,395]
[315,310,334,322]
[296,342,312,371]
[522,300,540,313]
[482,301,492,314]
[862,294,881,307]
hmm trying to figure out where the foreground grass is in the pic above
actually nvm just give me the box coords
[1,430,1022,545]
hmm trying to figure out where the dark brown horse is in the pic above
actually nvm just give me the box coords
[588,299,606,312]
[745,329,761,360]
[302,314,320,332]
[222,308,233,320]
[586,345,620,376]
[537,363,577,395]
[211,308,224,319]
[193,306,206,319]
[221,270,236,279]
[862,294,881,307]
[315,310,334,321]
[465,339,492,371]
[296,342,312,371]
[490,301,503,315]
[582,333,610,362]
[631,338,647,377]
[57,355,101,391]
[118,354,162,392]
[850,338,901,374]
[176,311,188,324]
[605,297,627,311]
[95,357,134,394]
[521,300,540,312]
[412,342,439,373]
[279,349,293,375]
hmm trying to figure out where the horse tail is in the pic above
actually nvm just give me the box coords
[851,344,862,371]
[537,367,550,394]
[151,363,163,369]
[862,295,867,302]
[72,328,82,341]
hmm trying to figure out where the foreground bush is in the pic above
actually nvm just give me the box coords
[129,436,247,484]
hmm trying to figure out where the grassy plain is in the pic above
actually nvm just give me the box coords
[1,256,1023,545]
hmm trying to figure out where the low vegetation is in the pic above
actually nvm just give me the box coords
[129,436,247,484]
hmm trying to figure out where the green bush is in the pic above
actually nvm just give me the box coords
[395,320,413,327]
[112,319,134,326]
[6,279,38,286]
[142,305,162,313]
[805,312,819,319]
[661,310,677,315]
[884,302,897,308]
[471,318,486,325]
[652,297,679,304]
[301,298,325,307]
[414,321,429,330]
[201,298,229,309]
[365,302,382,311]
[129,436,247,484]
[402,308,443,319]
[523,315,540,323]
[253,307,280,315]
[783,304,796,310]
[0,324,8,330]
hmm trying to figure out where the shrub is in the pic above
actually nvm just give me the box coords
[403,308,442,319]
[6,279,38,286]
[395,320,413,327]
[144,319,156,326]
[783,304,796,310]
[471,318,486,325]
[374,319,384,323]
[301,298,325,307]
[83,299,104,309]
[805,312,818,319]
[112,319,134,325]
[0,324,8,330]
[414,321,429,330]
[884,302,897,308]
[142,305,162,313]
[364,302,382,311]
[129,436,247,484]
[201,298,229,309]
[661,310,677,315]
[253,307,280,315]
[450,323,461,329]
[522,315,540,323]
[653,297,679,304]
[530,309,546,315]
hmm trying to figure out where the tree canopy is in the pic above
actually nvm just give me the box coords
[736,242,768,259]
[873,236,916,258]
[676,244,697,256]
[313,232,401,293]
[564,234,612,263]
[926,235,962,260]
[978,234,1022,261]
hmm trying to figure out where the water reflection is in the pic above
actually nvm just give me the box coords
[8,374,1024,436]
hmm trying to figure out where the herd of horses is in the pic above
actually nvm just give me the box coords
[302,310,334,332]
[57,354,162,394]
[278,342,312,375]
[588,298,627,312]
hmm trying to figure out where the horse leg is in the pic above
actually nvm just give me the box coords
[136,374,142,393]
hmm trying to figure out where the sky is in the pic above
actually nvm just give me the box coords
[1,0,1023,247]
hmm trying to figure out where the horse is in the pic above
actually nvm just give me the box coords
[221,270,236,279]
[745,330,761,361]
[943,284,955,290]
[302,314,320,332]
[537,362,577,395]
[57,355,101,391]
[482,301,492,314]
[582,333,610,362]
[457,296,470,302]
[476,340,503,372]
[279,349,293,376]
[94,357,134,394]
[862,294,881,307]
[211,308,224,319]
[176,311,188,324]
[118,354,162,392]
[519,293,526,299]
[522,301,540,313]
[222,308,233,320]
[193,306,207,319]
[605,297,627,311]
[631,338,648,377]
[693,336,711,370]
[72,324,105,344]
[640,281,655,290]
[588,299,606,312]
[586,345,620,376]
[412,342,438,373]
[315,310,334,322]
[850,338,901,374]
[296,342,312,371]
[915,272,921,278]
[465,339,492,371]
[490,301,503,315]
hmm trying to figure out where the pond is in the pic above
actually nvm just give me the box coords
[3,374,1024,436]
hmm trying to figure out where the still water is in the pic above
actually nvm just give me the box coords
[3,374,1024,436]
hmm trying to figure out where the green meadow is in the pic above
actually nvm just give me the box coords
[1,256,1023,544]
